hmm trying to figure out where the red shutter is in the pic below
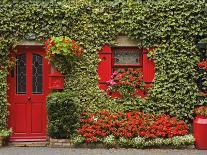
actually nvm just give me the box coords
[97,44,112,90]
[143,48,155,93]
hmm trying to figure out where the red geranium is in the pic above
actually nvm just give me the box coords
[198,60,207,71]
[107,68,144,98]
[77,110,189,143]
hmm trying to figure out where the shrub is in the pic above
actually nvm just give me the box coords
[77,110,189,143]
[47,92,80,138]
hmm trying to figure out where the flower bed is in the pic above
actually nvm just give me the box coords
[74,110,194,148]
[77,110,189,142]
[46,110,194,148]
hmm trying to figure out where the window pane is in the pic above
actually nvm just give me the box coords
[32,54,43,94]
[114,49,140,65]
[16,54,26,94]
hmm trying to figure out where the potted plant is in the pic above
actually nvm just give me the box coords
[193,105,207,149]
[0,129,12,147]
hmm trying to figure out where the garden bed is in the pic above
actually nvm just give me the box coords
[48,110,195,149]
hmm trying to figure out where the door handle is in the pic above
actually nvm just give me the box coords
[28,97,31,101]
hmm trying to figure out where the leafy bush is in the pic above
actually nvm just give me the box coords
[47,92,80,139]
[77,110,189,143]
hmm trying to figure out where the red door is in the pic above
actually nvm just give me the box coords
[8,46,50,141]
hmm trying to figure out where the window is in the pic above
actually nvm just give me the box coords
[112,47,142,71]
[16,54,26,94]
[97,44,155,98]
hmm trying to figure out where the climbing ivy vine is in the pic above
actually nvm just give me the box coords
[0,0,207,130]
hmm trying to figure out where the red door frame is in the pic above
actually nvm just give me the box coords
[7,45,50,142]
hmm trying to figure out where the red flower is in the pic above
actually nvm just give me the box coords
[77,110,189,143]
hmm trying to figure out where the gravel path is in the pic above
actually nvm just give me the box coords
[0,147,207,155]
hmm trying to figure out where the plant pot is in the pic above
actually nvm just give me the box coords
[193,115,207,149]
[0,136,4,147]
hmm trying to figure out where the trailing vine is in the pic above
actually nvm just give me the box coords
[0,0,207,131]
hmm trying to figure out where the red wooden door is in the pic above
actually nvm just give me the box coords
[8,46,50,141]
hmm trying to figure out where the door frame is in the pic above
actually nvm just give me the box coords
[7,45,50,142]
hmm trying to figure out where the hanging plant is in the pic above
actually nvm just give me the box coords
[107,68,144,98]
[44,36,84,73]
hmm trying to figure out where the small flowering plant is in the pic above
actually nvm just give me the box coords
[45,36,84,62]
[107,68,144,98]
[195,106,207,117]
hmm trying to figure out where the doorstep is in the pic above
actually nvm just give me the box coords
[9,141,49,147]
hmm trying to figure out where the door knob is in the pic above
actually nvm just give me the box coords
[28,97,31,101]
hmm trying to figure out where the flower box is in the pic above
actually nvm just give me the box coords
[0,136,7,147]
[0,136,3,147]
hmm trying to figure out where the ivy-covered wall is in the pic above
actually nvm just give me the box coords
[0,0,207,130]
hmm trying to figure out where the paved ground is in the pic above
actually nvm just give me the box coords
[0,147,207,155]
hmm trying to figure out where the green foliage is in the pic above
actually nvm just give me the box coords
[0,0,206,131]
[47,92,81,138]
[199,38,207,43]
[0,70,9,131]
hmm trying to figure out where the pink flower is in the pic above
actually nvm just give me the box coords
[107,80,117,85]
[111,71,119,78]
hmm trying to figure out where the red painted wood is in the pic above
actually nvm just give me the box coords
[97,44,112,90]
[143,48,155,83]
[49,71,64,90]
[8,46,49,141]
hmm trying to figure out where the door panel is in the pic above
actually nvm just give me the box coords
[14,103,27,133]
[31,103,43,133]
[8,46,49,141]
